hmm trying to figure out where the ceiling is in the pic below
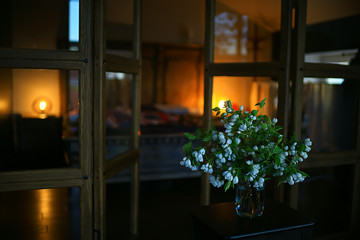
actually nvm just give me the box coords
[218,0,360,32]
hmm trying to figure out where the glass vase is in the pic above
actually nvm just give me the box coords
[235,183,265,218]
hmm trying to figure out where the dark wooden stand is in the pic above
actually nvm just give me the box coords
[191,200,315,240]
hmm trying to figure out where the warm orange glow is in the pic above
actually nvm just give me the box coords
[39,101,47,111]
[219,100,226,109]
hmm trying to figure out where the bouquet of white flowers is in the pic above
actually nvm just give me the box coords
[180,99,311,191]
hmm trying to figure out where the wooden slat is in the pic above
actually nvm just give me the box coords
[351,92,360,230]
[79,1,93,239]
[93,0,106,239]
[104,150,139,180]
[130,160,140,235]
[304,62,360,79]
[201,0,216,206]
[275,0,293,204]
[0,178,83,192]
[0,48,82,61]
[289,0,307,210]
[299,151,359,169]
[277,0,292,139]
[208,62,281,77]
[130,0,141,235]
[351,161,360,230]
[0,58,83,69]
[0,168,83,185]
[105,54,140,73]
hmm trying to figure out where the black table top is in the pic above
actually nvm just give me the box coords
[190,200,315,239]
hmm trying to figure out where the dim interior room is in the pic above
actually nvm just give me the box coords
[1,0,360,240]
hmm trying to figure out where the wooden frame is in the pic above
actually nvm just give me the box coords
[203,1,360,236]
[203,0,293,206]
[0,0,93,239]
[93,0,141,239]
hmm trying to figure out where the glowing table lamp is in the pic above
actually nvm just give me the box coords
[33,97,52,118]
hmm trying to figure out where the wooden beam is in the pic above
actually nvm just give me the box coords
[304,62,360,79]
[105,54,140,73]
[0,58,83,69]
[0,48,82,61]
[208,62,281,77]
[104,150,139,180]
[201,0,216,206]
[93,0,106,239]
[289,0,307,210]
[0,168,83,185]
[299,151,359,169]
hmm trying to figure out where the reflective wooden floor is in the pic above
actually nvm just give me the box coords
[0,178,232,240]
[1,177,356,240]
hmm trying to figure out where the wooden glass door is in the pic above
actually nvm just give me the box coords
[0,0,93,239]
[93,0,141,239]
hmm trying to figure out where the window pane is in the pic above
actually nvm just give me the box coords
[305,2,360,62]
[0,68,79,171]
[106,0,134,57]
[214,0,279,63]
[106,72,133,159]
[302,78,357,152]
[0,187,80,240]
[212,76,278,119]
[298,165,353,238]
[0,0,79,51]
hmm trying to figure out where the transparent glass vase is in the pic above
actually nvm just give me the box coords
[235,183,265,218]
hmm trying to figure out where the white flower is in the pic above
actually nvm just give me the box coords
[240,105,244,111]
[199,148,206,155]
[226,107,232,113]
[235,138,241,145]
[212,133,218,141]
[239,124,247,131]
[246,160,253,165]
[253,146,258,151]
[233,176,239,184]
[273,118,278,123]
[305,138,312,146]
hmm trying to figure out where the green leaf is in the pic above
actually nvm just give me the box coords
[259,99,266,109]
[251,110,258,116]
[273,146,283,154]
[196,129,202,138]
[202,134,212,142]
[182,142,192,153]
[224,181,232,192]
[184,132,196,140]
[227,100,232,108]
[298,170,310,178]
[275,157,280,166]
[212,107,220,112]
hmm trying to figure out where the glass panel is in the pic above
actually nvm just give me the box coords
[106,178,131,239]
[0,187,80,240]
[305,49,358,65]
[106,0,134,57]
[106,72,133,159]
[298,165,353,238]
[214,0,279,63]
[0,68,79,171]
[0,0,79,51]
[212,76,278,122]
[302,78,357,152]
[305,2,360,62]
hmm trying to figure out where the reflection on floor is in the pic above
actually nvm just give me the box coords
[1,177,358,240]
[0,178,232,240]
[0,187,80,240]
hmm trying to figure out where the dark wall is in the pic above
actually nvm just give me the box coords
[272,14,360,59]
